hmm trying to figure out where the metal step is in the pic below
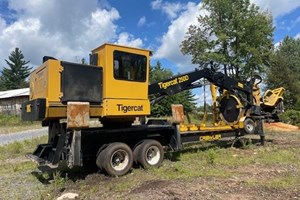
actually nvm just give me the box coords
[26,153,46,165]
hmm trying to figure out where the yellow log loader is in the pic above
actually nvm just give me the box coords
[21,43,284,176]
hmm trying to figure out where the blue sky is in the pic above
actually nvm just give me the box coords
[0,0,300,104]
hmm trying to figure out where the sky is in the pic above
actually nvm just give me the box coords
[0,0,300,104]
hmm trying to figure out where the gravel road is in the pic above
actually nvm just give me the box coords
[0,128,48,146]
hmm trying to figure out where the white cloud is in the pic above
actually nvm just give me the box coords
[251,0,300,18]
[295,33,300,39]
[115,32,143,48]
[0,18,6,32]
[194,88,213,107]
[151,0,185,19]
[151,0,162,10]
[250,0,300,45]
[153,2,201,71]
[0,0,143,70]
[137,16,146,27]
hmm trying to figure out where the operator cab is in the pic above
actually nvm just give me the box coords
[90,44,152,118]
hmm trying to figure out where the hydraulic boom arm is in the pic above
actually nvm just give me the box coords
[148,68,253,105]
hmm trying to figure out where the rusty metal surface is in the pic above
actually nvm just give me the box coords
[67,102,90,129]
[171,104,184,123]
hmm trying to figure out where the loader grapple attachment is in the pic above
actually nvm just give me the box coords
[26,126,67,167]
[26,144,52,165]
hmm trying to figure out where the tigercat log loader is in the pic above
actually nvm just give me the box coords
[21,43,284,176]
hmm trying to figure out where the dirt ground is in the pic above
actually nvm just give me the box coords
[1,123,299,200]
[264,122,299,132]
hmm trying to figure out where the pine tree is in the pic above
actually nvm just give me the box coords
[150,61,197,116]
[266,36,300,109]
[1,48,32,89]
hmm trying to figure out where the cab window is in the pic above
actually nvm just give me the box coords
[113,51,147,82]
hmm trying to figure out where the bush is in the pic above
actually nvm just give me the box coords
[279,110,300,126]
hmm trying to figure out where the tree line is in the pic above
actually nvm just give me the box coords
[1,0,300,121]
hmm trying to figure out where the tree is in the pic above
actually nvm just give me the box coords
[266,36,300,109]
[0,76,6,91]
[181,0,274,78]
[150,61,197,116]
[1,48,32,89]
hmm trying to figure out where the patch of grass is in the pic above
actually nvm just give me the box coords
[0,136,47,160]
[0,114,41,134]
[266,172,300,189]
[245,171,300,189]
[151,145,240,180]
[0,114,38,126]
[52,170,67,192]
[254,147,300,165]
[0,161,36,174]
[109,179,135,192]
[206,148,217,165]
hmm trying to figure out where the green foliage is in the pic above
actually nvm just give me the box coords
[266,36,300,109]
[206,148,217,165]
[149,61,197,116]
[1,47,32,90]
[0,76,6,91]
[279,109,300,126]
[52,170,67,191]
[181,0,274,78]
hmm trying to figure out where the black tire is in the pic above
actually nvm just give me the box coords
[97,142,133,176]
[136,140,164,169]
[96,145,108,171]
[243,118,256,134]
[133,142,143,164]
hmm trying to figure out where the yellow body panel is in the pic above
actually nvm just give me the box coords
[179,123,242,133]
[92,43,151,100]
[30,59,62,104]
[101,99,150,117]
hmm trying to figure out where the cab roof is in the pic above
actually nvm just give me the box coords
[91,43,153,56]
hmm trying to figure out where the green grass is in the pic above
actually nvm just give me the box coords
[0,136,47,161]
[0,114,41,134]
[147,140,300,190]
[254,147,300,165]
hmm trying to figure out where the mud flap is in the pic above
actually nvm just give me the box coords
[256,118,265,145]
[169,124,182,151]
[67,130,82,168]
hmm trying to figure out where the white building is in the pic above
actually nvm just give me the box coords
[0,88,29,115]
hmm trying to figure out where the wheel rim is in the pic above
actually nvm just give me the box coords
[244,119,255,134]
[146,146,160,165]
[246,123,254,132]
[110,150,129,171]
